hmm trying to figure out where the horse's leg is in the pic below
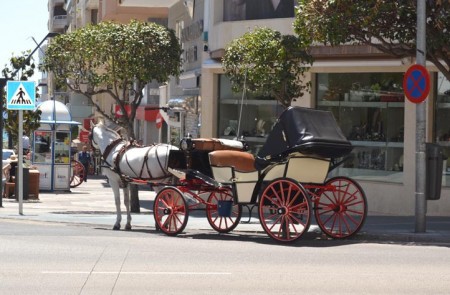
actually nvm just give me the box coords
[105,171,122,230]
[123,185,132,230]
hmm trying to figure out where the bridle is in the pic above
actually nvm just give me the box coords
[89,127,125,166]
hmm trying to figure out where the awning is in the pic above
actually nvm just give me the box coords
[114,104,159,122]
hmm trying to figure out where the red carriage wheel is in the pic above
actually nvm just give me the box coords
[206,188,242,233]
[153,187,189,236]
[258,178,311,243]
[315,177,367,239]
[70,160,85,188]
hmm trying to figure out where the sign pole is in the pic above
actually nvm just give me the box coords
[6,80,36,215]
[18,110,24,215]
[415,0,427,232]
[0,78,6,208]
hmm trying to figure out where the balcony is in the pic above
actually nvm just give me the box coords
[208,18,295,53]
[50,15,68,32]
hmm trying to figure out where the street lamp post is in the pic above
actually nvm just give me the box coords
[0,32,59,208]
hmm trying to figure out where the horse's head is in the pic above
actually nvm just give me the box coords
[89,118,107,150]
[89,119,123,153]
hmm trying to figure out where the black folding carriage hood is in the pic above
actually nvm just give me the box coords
[255,107,353,170]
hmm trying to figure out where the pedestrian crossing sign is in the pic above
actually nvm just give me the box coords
[6,81,36,110]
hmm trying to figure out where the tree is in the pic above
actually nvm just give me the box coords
[294,0,450,82]
[222,27,313,108]
[1,52,42,146]
[43,20,182,212]
[43,20,182,139]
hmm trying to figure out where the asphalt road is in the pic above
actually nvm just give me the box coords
[1,219,450,295]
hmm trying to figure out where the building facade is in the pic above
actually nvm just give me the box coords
[196,0,450,216]
[45,0,450,216]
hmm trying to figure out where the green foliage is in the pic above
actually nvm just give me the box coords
[294,0,450,81]
[43,20,182,137]
[1,52,42,146]
[223,27,313,108]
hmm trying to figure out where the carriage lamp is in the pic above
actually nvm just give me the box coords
[180,133,194,151]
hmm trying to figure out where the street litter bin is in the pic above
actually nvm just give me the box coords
[14,167,29,200]
[426,143,446,201]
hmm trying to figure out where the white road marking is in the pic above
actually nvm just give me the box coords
[42,271,232,275]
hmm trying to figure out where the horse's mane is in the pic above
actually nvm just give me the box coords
[95,118,125,140]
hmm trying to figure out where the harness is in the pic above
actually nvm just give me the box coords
[99,138,172,184]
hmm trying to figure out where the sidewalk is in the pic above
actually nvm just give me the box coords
[1,175,450,244]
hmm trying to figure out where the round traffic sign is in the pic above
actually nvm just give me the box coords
[403,64,430,104]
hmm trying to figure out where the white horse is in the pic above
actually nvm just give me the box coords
[90,120,179,230]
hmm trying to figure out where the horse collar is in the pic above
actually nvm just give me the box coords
[102,138,124,163]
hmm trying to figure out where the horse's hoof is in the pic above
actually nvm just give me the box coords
[125,225,132,231]
[113,225,120,230]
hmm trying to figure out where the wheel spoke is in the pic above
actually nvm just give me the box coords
[153,188,189,236]
[259,179,311,243]
[314,177,367,239]
[206,189,241,233]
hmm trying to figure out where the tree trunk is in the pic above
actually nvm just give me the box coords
[130,183,140,213]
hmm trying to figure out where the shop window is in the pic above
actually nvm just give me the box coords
[55,132,71,164]
[218,75,283,154]
[316,73,405,183]
[33,131,52,163]
[436,72,450,186]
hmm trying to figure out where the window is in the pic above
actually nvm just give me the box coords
[316,73,405,183]
[436,72,450,186]
[218,75,283,154]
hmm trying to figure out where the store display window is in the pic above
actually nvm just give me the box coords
[54,132,71,164]
[218,75,284,154]
[316,72,405,183]
[435,72,450,186]
[33,131,52,163]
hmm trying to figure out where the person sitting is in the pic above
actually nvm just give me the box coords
[3,155,18,198]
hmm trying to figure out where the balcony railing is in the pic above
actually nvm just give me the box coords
[50,15,68,32]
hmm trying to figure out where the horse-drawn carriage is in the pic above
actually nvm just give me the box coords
[90,107,367,242]
[153,107,367,243]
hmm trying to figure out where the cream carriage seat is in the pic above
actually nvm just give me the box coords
[209,150,259,183]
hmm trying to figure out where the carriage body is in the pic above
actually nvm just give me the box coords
[209,151,330,204]
[155,107,367,243]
